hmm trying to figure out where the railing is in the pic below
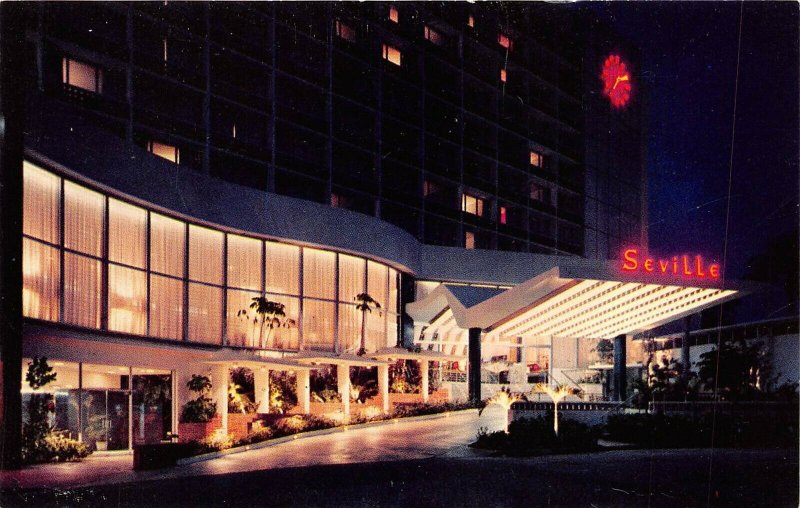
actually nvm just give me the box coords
[441,370,466,383]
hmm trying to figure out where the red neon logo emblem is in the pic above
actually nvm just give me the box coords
[621,249,720,280]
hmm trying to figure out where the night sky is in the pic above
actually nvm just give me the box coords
[585,2,798,318]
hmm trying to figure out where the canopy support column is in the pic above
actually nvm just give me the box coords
[468,327,481,404]
[254,368,270,414]
[613,334,627,402]
[337,364,350,421]
[378,364,390,413]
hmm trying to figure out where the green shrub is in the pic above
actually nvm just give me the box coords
[235,427,274,446]
[392,401,476,418]
[472,414,598,454]
[181,375,217,423]
[42,432,91,462]
[272,414,337,437]
[196,432,235,453]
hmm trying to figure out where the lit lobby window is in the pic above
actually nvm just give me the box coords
[424,25,444,46]
[462,193,484,217]
[388,5,399,23]
[62,57,103,94]
[335,20,356,42]
[530,150,543,168]
[465,231,475,250]
[382,44,402,66]
[147,141,180,164]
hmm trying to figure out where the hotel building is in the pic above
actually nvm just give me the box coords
[0,3,740,465]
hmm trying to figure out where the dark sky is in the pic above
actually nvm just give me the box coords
[585,2,798,287]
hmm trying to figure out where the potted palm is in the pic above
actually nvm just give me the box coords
[239,296,296,349]
[355,293,381,356]
[178,375,219,442]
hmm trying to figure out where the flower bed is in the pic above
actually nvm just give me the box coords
[470,414,599,456]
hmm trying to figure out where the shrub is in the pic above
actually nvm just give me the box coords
[181,375,217,423]
[272,414,337,437]
[235,427,274,446]
[472,414,598,454]
[392,401,477,418]
[196,432,235,453]
[42,432,91,462]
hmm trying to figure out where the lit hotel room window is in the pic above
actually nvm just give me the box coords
[335,20,356,42]
[61,57,103,93]
[467,15,475,28]
[465,231,475,250]
[498,32,513,51]
[424,25,444,46]
[500,68,507,83]
[530,151,543,168]
[147,141,180,164]
[499,206,507,225]
[382,44,402,66]
[388,5,399,23]
[162,37,168,63]
[462,193,484,217]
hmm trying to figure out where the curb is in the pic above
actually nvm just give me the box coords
[176,408,480,466]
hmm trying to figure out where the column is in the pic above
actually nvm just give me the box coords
[681,315,692,382]
[337,364,350,421]
[254,368,270,414]
[378,364,389,413]
[297,369,311,414]
[613,334,627,402]
[210,364,229,433]
[468,327,482,404]
[420,360,429,403]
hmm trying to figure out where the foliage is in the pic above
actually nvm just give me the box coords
[228,383,256,414]
[592,339,614,364]
[234,427,274,446]
[239,297,297,348]
[697,340,772,400]
[605,411,799,449]
[269,371,297,413]
[181,374,217,423]
[25,357,57,390]
[350,367,378,403]
[271,414,337,437]
[389,360,421,394]
[311,388,341,403]
[84,415,108,443]
[310,368,341,402]
[391,401,477,418]
[577,372,602,384]
[471,414,598,454]
[354,293,382,356]
[135,374,172,407]
[481,387,524,432]
[23,432,91,463]
[196,432,236,453]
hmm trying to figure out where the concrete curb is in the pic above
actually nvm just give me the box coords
[176,408,479,466]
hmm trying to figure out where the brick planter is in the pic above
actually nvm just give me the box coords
[178,416,222,443]
[227,413,260,441]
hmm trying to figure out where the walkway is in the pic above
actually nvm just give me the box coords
[0,405,506,491]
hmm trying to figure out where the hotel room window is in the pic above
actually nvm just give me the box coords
[388,5,399,23]
[227,234,262,291]
[499,206,507,225]
[62,57,103,93]
[462,193,484,217]
[147,141,180,164]
[424,25,444,46]
[465,231,476,250]
[382,44,402,66]
[530,151,543,168]
[500,68,507,83]
[188,225,223,285]
[498,32,513,51]
[335,20,356,42]
[467,15,475,28]
[530,182,549,204]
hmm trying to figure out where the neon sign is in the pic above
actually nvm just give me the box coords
[621,249,720,280]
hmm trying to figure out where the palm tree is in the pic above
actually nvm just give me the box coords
[480,387,523,433]
[354,293,381,356]
[243,296,295,349]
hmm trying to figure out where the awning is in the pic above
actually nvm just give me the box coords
[408,267,747,344]
[371,346,464,362]
[205,349,316,371]
[294,351,390,367]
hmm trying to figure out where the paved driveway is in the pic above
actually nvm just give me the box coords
[0,406,506,491]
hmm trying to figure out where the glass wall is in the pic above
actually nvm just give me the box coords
[21,161,400,353]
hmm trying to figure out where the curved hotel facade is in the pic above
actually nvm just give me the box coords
[0,3,741,463]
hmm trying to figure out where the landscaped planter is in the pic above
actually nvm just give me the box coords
[227,413,260,441]
[178,416,222,443]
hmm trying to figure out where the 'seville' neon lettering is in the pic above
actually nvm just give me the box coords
[621,249,720,279]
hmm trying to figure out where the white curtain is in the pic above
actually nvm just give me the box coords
[337,303,360,353]
[150,213,185,277]
[367,261,388,308]
[388,268,398,313]
[108,198,146,268]
[22,238,60,321]
[265,294,299,350]
[187,283,222,344]
[226,289,260,347]
[189,225,223,285]
[265,241,299,296]
[366,310,385,353]
[302,248,335,300]
[23,162,60,244]
[149,274,183,340]
[301,299,334,350]
[64,181,104,256]
[338,254,364,303]
[227,234,262,291]
[108,264,146,335]
[63,252,101,328]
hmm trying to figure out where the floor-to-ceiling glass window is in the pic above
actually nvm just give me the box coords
[131,368,173,445]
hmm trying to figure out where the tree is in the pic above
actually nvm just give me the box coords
[239,296,296,349]
[696,339,770,400]
[592,339,614,364]
[355,293,381,356]
[22,357,57,462]
[180,375,217,423]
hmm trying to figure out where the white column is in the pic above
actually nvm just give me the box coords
[297,369,311,414]
[337,364,350,421]
[254,368,270,414]
[420,359,429,403]
[377,364,390,413]
[210,364,229,434]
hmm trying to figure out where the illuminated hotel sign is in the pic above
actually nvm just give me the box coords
[621,249,720,280]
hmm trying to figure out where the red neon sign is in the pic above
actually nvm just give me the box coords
[621,249,720,280]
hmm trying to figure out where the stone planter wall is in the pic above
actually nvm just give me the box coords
[227,413,260,440]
